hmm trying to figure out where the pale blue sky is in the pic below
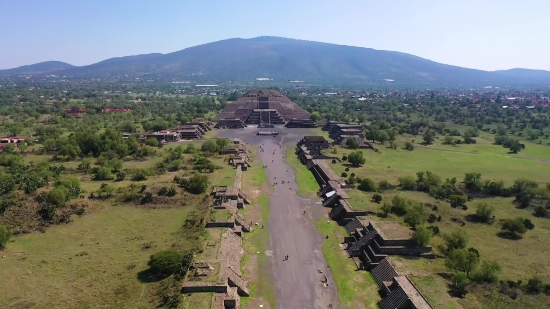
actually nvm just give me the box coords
[1,0,549,71]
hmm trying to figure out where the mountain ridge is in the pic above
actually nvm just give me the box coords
[2,36,550,86]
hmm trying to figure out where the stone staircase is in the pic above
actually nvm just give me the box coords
[226,266,250,296]
[345,217,364,234]
[347,229,378,257]
[237,190,250,204]
[234,213,251,232]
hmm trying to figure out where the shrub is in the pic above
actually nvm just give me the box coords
[372,194,382,204]
[94,166,114,181]
[443,229,469,252]
[0,225,11,249]
[450,195,468,208]
[391,195,410,215]
[473,260,501,283]
[380,203,392,217]
[378,180,392,191]
[345,167,350,172]
[179,173,210,194]
[451,272,470,297]
[132,169,150,181]
[348,151,365,167]
[412,225,432,246]
[501,217,527,238]
[341,172,348,177]
[475,202,495,223]
[398,175,416,190]
[523,218,535,230]
[342,155,347,161]
[404,204,429,228]
[358,178,377,192]
[147,250,183,278]
[527,277,544,294]
[140,192,154,204]
[115,171,126,181]
[534,205,548,217]
[404,141,415,151]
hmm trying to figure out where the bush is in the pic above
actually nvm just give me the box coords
[0,225,11,249]
[342,155,347,161]
[443,229,469,252]
[140,192,154,204]
[523,218,535,230]
[179,173,210,194]
[148,250,183,278]
[391,195,410,215]
[404,204,429,228]
[341,172,348,177]
[398,175,416,190]
[347,151,365,167]
[451,272,470,297]
[372,194,382,204]
[501,217,527,238]
[201,140,221,156]
[115,171,126,181]
[94,166,114,181]
[145,137,160,147]
[526,277,544,294]
[450,195,467,208]
[404,141,415,151]
[473,260,501,283]
[534,205,548,218]
[475,202,495,223]
[358,178,377,192]
[380,203,392,217]
[378,180,392,191]
[412,224,432,246]
[132,169,150,181]
[346,137,361,149]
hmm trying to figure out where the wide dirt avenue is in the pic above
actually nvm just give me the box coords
[220,128,340,309]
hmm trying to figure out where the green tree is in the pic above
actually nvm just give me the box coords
[391,195,410,215]
[446,248,480,278]
[404,141,415,151]
[358,178,377,192]
[46,186,70,207]
[94,166,114,181]
[201,140,220,156]
[0,225,11,249]
[310,112,321,122]
[443,229,469,252]
[450,272,470,297]
[5,122,23,136]
[215,138,230,149]
[412,224,433,246]
[145,137,160,147]
[443,135,455,145]
[501,217,527,238]
[147,250,184,277]
[347,151,365,167]
[398,175,416,190]
[404,204,429,228]
[423,130,435,144]
[473,260,501,283]
[180,173,210,194]
[2,144,15,154]
[357,114,367,123]
[346,137,361,149]
[377,131,389,144]
[449,195,467,208]
[380,203,392,217]
[475,202,495,223]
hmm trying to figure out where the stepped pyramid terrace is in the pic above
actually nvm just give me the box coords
[215,89,315,128]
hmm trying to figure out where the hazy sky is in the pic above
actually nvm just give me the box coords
[1,0,549,71]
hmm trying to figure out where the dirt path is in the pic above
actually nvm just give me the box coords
[220,128,340,309]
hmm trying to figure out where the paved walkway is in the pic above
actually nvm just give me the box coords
[220,128,340,309]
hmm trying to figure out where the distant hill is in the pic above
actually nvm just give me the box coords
[0,61,74,76]
[2,37,550,86]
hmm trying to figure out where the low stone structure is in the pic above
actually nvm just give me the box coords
[183,160,254,308]
[344,219,433,269]
[372,258,434,309]
[285,118,317,128]
[257,131,279,136]
[322,120,348,132]
[214,118,247,129]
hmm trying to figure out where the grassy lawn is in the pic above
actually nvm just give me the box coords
[315,218,380,309]
[331,141,550,185]
[239,160,277,309]
[0,205,192,309]
[285,147,320,198]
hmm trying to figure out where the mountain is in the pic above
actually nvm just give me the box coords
[0,61,74,76]
[2,37,550,86]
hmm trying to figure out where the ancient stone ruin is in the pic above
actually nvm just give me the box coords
[215,89,315,128]
[182,142,253,309]
[295,136,435,308]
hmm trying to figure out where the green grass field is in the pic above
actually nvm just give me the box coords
[285,147,320,198]
[0,205,192,309]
